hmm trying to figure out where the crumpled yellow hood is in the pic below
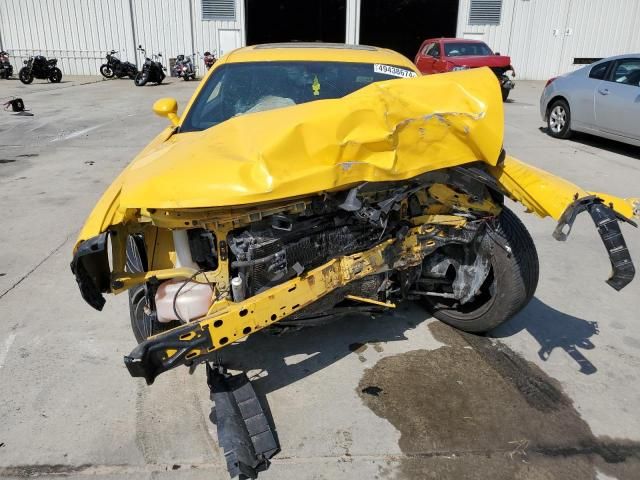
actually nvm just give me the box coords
[119,67,503,209]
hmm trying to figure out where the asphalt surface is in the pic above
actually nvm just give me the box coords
[0,75,639,480]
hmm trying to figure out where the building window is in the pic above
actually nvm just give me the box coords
[468,0,502,25]
[202,0,236,20]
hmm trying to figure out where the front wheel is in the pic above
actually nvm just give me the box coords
[126,235,180,343]
[420,207,539,333]
[18,67,33,84]
[547,99,572,139]
[100,64,114,78]
[134,71,148,86]
[49,67,62,83]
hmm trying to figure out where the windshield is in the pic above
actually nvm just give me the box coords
[181,61,417,132]
[444,42,493,57]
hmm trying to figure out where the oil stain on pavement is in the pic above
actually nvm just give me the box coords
[358,321,640,480]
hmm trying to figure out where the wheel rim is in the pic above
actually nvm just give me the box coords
[549,105,567,133]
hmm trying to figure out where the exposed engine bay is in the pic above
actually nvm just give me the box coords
[119,166,503,350]
[70,158,637,390]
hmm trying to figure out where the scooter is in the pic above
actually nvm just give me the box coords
[0,51,14,79]
[134,46,165,86]
[172,54,196,81]
[100,50,137,79]
[19,55,62,84]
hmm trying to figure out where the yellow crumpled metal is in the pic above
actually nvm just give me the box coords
[118,67,504,209]
[75,66,638,250]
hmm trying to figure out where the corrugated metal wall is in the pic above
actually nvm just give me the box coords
[0,0,244,76]
[457,0,640,80]
[0,0,134,75]
[4,0,637,80]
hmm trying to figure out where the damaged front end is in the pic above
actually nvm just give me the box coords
[71,66,638,478]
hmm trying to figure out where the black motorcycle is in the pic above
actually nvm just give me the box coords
[0,51,13,79]
[172,54,196,81]
[134,46,165,86]
[100,50,137,79]
[19,55,62,84]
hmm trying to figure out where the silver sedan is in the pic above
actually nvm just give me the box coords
[540,54,640,146]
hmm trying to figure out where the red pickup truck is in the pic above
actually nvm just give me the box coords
[415,38,515,101]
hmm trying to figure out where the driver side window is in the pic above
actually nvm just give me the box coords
[430,43,441,58]
[422,43,434,56]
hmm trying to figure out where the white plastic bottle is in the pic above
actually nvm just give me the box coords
[155,230,213,323]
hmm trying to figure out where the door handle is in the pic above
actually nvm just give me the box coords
[598,88,609,95]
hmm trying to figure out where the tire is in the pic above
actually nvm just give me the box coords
[49,67,62,83]
[134,71,148,86]
[501,87,510,102]
[100,64,114,78]
[18,67,33,84]
[421,207,539,333]
[126,235,180,343]
[547,98,572,139]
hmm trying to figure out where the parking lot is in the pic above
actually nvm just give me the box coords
[1,76,639,480]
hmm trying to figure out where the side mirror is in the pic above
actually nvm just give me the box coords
[153,97,179,127]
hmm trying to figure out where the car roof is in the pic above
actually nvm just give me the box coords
[423,38,487,44]
[592,53,640,63]
[223,42,417,71]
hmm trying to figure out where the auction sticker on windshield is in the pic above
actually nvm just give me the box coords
[374,64,417,78]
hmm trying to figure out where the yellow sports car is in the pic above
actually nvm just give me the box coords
[71,43,637,478]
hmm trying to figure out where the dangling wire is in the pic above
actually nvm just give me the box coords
[172,269,203,323]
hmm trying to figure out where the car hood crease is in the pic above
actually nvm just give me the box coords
[118,67,504,210]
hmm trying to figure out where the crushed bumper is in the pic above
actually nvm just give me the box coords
[554,197,636,290]
[70,232,110,311]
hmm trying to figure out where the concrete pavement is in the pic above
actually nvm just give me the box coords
[0,76,639,479]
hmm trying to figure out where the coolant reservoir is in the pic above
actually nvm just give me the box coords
[156,279,212,323]
[155,230,213,323]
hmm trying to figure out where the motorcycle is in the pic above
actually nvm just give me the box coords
[134,46,165,86]
[100,50,137,79]
[172,54,196,81]
[18,55,62,84]
[0,51,13,79]
[203,50,217,70]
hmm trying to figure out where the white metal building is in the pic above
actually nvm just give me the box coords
[0,0,638,80]
[457,0,640,80]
